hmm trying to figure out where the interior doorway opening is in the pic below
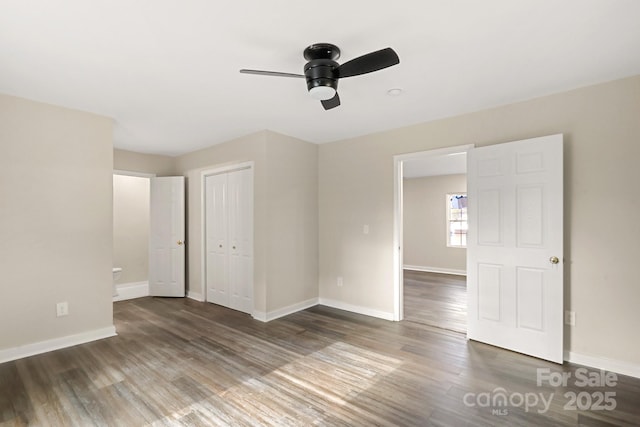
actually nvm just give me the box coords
[393,145,473,333]
[112,170,153,301]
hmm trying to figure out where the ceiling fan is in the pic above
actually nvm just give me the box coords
[240,43,400,110]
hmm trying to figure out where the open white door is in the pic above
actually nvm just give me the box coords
[467,134,563,363]
[149,176,185,297]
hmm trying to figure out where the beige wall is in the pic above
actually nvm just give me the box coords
[265,133,319,311]
[319,75,640,366]
[113,174,150,284]
[403,174,467,273]
[176,131,269,310]
[0,94,114,351]
[175,130,318,315]
[114,149,176,176]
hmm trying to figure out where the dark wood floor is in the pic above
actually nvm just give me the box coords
[403,270,467,333]
[2,297,640,426]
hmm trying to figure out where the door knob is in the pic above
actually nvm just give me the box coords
[177,240,184,245]
[549,256,560,264]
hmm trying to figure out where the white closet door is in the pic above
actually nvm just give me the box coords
[227,168,253,313]
[205,173,229,306]
[205,167,253,314]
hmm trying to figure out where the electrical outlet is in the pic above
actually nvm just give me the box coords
[363,224,370,235]
[564,310,575,326]
[56,302,69,317]
[337,276,343,287]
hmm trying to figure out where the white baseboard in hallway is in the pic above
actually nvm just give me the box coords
[113,281,149,302]
[404,265,467,276]
[187,291,204,302]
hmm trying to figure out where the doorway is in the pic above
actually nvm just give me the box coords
[393,145,473,329]
[395,135,564,362]
[112,171,153,301]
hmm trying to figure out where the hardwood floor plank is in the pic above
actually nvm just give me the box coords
[0,363,32,424]
[403,270,467,333]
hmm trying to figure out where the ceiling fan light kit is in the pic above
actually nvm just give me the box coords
[309,86,337,101]
[240,42,399,110]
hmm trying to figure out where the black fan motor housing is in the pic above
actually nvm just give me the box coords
[303,43,340,92]
[304,58,338,92]
[303,43,340,61]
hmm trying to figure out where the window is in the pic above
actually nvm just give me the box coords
[447,193,468,247]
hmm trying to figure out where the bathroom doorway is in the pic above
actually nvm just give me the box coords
[112,171,152,300]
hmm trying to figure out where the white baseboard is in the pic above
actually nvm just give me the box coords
[404,265,467,276]
[187,291,205,302]
[252,310,267,322]
[0,326,117,364]
[113,281,149,302]
[564,351,640,379]
[253,298,319,322]
[318,297,395,321]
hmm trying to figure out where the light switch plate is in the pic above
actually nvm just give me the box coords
[564,310,575,326]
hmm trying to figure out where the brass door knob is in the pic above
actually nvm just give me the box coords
[177,240,184,245]
[549,256,560,264]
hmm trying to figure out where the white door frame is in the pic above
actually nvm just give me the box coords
[112,170,155,301]
[113,170,156,179]
[200,161,254,307]
[392,145,474,321]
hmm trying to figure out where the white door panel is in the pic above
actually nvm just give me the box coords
[228,168,253,313]
[149,176,185,297]
[206,173,228,306]
[205,167,253,314]
[467,134,563,363]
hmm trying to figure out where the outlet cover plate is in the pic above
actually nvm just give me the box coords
[56,302,69,317]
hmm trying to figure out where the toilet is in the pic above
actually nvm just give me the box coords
[112,267,122,297]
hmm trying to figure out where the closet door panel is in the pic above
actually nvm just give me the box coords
[227,168,253,313]
[205,174,229,306]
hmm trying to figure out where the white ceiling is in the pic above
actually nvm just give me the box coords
[2,1,640,156]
